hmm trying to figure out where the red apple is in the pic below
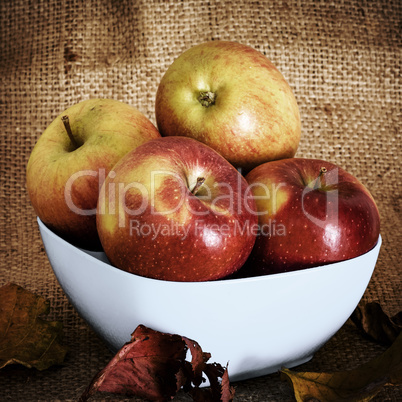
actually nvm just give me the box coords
[26,99,161,250]
[243,158,380,275]
[155,40,301,172]
[96,136,258,282]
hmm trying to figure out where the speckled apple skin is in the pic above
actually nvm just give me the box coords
[26,99,161,250]
[155,41,301,172]
[243,158,380,275]
[97,137,258,282]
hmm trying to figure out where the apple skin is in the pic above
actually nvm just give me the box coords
[155,40,301,172]
[241,158,380,276]
[96,136,258,282]
[26,99,161,250]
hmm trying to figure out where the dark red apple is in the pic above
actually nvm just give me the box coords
[96,136,258,282]
[243,158,380,275]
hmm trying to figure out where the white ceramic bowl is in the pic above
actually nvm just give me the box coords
[37,217,381,382]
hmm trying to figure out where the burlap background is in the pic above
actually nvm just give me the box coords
[0,0,400,400]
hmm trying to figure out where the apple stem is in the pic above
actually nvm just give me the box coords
[198,91,216,107]
[313,166,327,190]
[191,177,205,195]
[61,115,79,149]
[314,166,327,189]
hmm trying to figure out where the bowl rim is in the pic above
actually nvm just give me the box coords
[37,217,382,287]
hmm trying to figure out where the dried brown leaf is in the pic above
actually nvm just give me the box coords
[351,301,402,346]
[281,332,402,401]
[0,283,68,371]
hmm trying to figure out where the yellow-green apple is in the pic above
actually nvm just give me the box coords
[26,99,161,250]
[96,136,258,282]
[155,40,301,172]
[242,158,380,275]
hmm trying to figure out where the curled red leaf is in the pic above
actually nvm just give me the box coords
[80,325,234,402]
